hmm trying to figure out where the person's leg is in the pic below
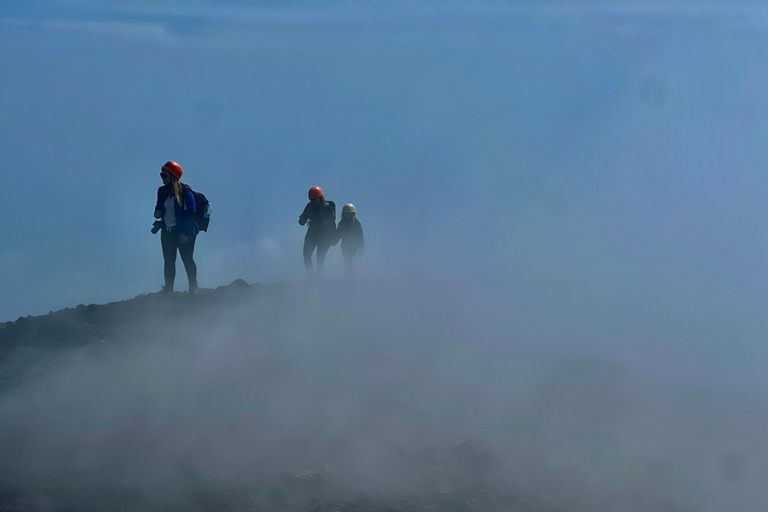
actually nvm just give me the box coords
[160,229,178,292]
[316,242,331,276]
[179,236,198,292]
[303,236,317,274]
[342,247,354,273]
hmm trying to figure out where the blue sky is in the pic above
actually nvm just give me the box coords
[1,0,767,377]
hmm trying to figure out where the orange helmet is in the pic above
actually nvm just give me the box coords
[308,186,323,199]
[162,161,183,180]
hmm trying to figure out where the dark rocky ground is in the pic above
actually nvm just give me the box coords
[0,280,565,512]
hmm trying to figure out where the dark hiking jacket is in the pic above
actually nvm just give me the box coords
[336,217,364,252]
[299,200,336,237]
[155,185,200,239]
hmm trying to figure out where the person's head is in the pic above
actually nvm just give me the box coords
[161,161,184,204]
[162,161,182,182]
[342,203,356,218]
[308,186,324,204]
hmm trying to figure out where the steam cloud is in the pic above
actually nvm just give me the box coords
[0,276,765,511]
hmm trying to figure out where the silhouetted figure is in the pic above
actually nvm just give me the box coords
[335,203,364,273]
[154,161,199,293]
[298,186,336,276]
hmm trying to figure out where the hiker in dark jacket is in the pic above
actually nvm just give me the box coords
[154,161,200,293]
[335,203,365,273]
[298,186,336,276]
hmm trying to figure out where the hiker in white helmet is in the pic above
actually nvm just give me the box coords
[334,203,364,273]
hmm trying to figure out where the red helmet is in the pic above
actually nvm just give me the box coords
[162,161,183,180]
[308,186,323,199]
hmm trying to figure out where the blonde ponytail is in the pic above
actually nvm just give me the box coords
[172,178,183,206]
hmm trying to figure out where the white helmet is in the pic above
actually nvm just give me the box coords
[342,203,356,214]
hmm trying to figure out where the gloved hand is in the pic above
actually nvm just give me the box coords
[151,220,165,234]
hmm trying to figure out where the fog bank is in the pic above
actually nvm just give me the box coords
[0,277,764,511]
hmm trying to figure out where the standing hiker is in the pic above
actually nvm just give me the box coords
[153,161,200,293]
[335,203,365,273]
[298,186,336,276]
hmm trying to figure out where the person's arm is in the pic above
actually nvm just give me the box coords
[298,203,310,226]
[332,221,345,246]
[154,187,165,218]
[357,221,364,255]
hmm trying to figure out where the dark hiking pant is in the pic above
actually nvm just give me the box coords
[342,247,358,273]
[303,232,331,275]
[161,227,197,292]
